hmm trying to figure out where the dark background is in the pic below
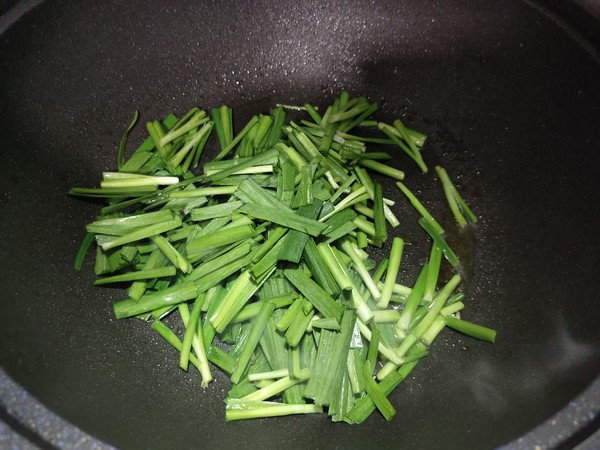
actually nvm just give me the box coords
[1,1,599,449]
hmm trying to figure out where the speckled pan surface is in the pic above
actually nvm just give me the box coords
[0,1,599,449]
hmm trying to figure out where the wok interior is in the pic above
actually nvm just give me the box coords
[1,1,599,448]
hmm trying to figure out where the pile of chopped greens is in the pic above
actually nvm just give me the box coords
[70,92,495,423]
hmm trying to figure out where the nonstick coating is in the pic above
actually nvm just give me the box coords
[1,1,599,449]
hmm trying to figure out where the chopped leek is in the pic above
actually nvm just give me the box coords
[70,92,494,426]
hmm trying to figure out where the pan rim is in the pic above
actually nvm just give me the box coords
[1,366,598,449]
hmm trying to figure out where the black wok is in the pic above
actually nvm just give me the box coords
[1,1,599,449]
